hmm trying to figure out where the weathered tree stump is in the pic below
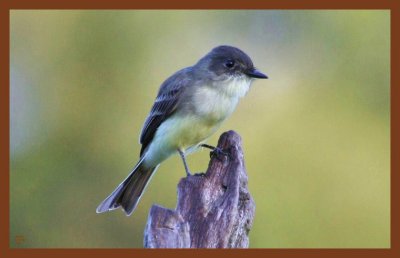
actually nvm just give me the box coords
[144,130,255,248]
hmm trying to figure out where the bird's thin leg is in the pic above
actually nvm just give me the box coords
[177,148,192,176]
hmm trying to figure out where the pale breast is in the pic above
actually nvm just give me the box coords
[192,77,251,124]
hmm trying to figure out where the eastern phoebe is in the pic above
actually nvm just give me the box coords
[96,45,268,216]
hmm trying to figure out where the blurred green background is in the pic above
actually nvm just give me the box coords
[10,10,390,248]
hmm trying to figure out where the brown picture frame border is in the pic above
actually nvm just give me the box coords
[1,0,398,257]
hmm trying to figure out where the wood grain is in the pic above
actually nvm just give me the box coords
[144,131,255,248]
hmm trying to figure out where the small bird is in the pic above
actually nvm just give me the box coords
[96,45,268,216]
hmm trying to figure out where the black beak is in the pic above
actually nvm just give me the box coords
[246,68,268,79]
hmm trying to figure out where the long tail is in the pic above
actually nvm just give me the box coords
[96,159,158,216]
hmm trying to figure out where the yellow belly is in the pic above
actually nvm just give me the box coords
[160,114,220,148]
[142,114,221,167]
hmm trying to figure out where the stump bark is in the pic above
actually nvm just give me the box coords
[144,130,255,248]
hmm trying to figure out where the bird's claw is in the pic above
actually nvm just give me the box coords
[200,144,229,161]
[210,147,229,161]
[193,172,206,177]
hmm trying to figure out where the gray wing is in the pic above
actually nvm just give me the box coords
[139,68,192,156]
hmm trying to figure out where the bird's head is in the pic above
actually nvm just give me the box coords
[196,45,268,81]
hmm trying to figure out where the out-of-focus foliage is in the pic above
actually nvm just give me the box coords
[10,10,389,248]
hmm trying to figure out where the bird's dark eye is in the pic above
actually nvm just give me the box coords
[224,60,235,69]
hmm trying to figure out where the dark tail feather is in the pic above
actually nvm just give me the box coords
[96,161,158,216]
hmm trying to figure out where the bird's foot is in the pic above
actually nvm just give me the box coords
[193,172,206,177]
[200,144,230,161]
[185,170,192,177]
